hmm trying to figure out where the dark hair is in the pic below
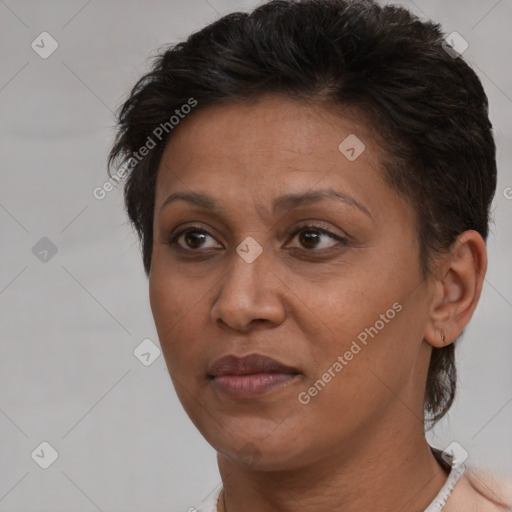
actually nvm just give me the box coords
[108,0,497,426]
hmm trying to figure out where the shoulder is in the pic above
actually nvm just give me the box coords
[445,467,512,511]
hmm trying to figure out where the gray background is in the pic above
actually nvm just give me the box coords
[0,0,511,511]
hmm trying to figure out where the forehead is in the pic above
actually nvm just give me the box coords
[154,95,395,220]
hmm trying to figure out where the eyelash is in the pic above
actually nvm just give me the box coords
[167,223,347,253]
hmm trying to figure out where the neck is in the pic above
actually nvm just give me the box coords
[216,416,449,512]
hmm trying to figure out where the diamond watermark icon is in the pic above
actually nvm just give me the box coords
[442,32,468,58]
[31,32,59,59]
[32,237,58,263]
[442,441,469,466]
[338,134,366,161]
[236,442,262,467]
[31,441,59,469]
[236,236,263,263]
[133,338,161,366]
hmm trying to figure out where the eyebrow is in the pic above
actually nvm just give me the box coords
[159,188,372,218]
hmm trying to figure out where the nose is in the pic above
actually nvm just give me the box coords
[210,243,286,332]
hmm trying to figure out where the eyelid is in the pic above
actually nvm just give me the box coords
[289,221,347,241]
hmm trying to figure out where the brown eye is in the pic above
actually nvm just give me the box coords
[167,224,346,253]
[288,225,346,250]
[168,228,221,250]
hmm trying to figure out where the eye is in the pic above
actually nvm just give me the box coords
[287,224,347,250]
[168,227,222,251]
[167,223,347,252]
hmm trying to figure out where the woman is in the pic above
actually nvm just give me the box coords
[108,0,511,510]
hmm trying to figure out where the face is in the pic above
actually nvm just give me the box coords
[149,95,435,470]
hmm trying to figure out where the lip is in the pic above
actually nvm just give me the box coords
[208,353,300,377]
[207,353,301,399]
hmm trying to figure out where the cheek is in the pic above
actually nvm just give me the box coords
[149,274,177,335]
[149,268,199,371]
[294,264,419,406]
[296,320,410,438]
[149,244,197,328]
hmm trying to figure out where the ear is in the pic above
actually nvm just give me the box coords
[424,230,488,348]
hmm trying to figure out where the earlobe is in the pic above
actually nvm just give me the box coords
[424,230,487,348]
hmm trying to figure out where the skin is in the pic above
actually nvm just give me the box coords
[149,94,487,511]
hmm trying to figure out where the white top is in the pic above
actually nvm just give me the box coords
[193,448,466,512]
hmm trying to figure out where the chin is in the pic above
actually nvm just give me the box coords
[212,428,311,472]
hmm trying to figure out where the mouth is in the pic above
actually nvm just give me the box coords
[209,372,301,399]
[207,353,301,399]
